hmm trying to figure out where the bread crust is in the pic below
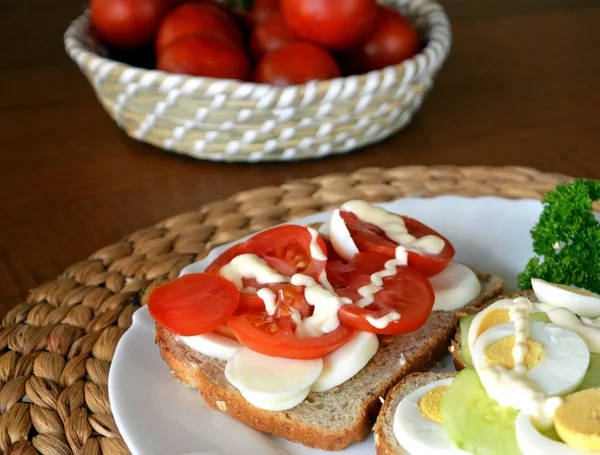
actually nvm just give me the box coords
[373,371,457,455]
[155,269,504,451]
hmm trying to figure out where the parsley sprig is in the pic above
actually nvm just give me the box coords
[518,178,600,293]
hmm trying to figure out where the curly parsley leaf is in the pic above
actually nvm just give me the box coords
[518,178,600,293]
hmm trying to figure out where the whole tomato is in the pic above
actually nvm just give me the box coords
[156,3,243,53]
[157,35,251,80]
[254,42,341,86]
[247,0,280,24]
[281,0,377,50]
[339,6,420,74]
[250,14,297,60]
[90,0,170,49]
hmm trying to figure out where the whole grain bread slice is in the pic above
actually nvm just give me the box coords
[155,269,504,451]
[373,371,457,455]
[449,289,537,370]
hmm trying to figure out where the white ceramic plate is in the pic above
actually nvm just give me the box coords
[109,196,550,455]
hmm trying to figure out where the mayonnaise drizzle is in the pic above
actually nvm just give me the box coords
[509,297,535,374]
[258,288,277,316]
[307,227,327,261]
[356,247,408,308]
[290,274,352,338]
[477,365,563,429]
[366,313,401,329]
[547,307,600,353]
[339,200,445,255]
[219,254,289,290]
[477,296,563,429]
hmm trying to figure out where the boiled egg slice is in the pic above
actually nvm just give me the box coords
[393,377,470,455]
[178,333,241,361]
[328,209,359,261]
[553,388,600,451]
[532,278,600,319]
[472,321,590,397]
[546,307,600,353]
[467,298,515,353]
[429,262,482,311]
[311,331,378,392]
[516,409,600,455]
[225,347,323,411]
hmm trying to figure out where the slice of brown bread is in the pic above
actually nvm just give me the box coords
[155,269,504,451]
[449,289,537,370]
[373,371,457,455]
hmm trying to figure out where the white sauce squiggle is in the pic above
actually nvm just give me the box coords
[340,200,445,255]
[220,254,289,290]
[307,227,327,261]
[290,274,352,338]
[356,247,408,309]
[509,297,534,374]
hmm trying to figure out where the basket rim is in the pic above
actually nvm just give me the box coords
[64,0,452,94]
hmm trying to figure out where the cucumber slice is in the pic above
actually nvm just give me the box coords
[577,352,600,390]
[459,314,476,367]
[529,312,551,324]
[458,312,551,368]
[440,368,521,455]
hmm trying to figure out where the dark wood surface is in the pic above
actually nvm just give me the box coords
[1,0,599,315]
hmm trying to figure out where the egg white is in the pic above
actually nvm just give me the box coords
[472,321,590,397]
[328,209,359,261]
[393,378,470,455]
[429,262,482,311]
[467,299,515,353]
[532,278,600,319]
[515,411,600,455]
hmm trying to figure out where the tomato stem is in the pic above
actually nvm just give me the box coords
[229,0,255,11]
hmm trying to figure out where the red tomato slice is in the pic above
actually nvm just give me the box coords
[247,225,328,278]
[228,311,354,359]
[148,273,239,336]
[327,252,435,335]
[338,211,455,276]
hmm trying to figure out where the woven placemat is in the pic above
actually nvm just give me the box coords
[0,165,586,455]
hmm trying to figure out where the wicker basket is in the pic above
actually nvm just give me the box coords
[64,0,452,163]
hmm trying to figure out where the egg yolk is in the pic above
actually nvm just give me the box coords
[484,336,544,370]
[418,385,449,424]
[477,309,511,337]
[554,389,600,450]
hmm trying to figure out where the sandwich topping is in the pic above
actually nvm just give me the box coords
[148,200,482,411]
[392,284,600,455]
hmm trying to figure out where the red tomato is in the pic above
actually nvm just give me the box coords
[148,273,239,336]
[249,14,297,61]
[155,3,243,52]
[212,324,238,340]
[206,225,328,310]
[326,252,435,335]
[206,225,328,279]
[338,6,420,74]
[281,0,377,50]
[228,311,354,359]
[254,42,341,86]
[339,211,455,277]
[157,35,251,80]
[90,0,170,49]
[247,0,280,24]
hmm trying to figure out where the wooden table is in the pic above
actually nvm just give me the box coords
[1,0,599,316]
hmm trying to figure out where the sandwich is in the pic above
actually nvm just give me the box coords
[374,178,600,455]
[149,199,505,450]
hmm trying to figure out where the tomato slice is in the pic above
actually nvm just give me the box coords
[338,211,455,276]
[206,225,328,312]
[227,310,354,359]
[247,225,328,278]
[327,252,435,335]
[148,273,239,336]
